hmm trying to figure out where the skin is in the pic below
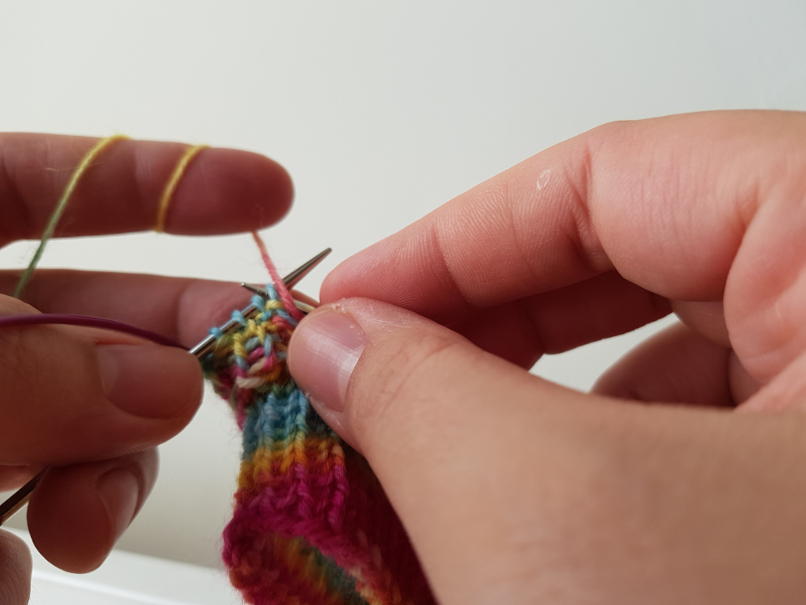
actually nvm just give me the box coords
[287,111,806,604]
[0,134,294,602]
[5,112,806,603]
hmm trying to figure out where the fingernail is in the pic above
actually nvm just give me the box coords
[97,468,139,543]
[96,345,202,418]
[289,310,365,412]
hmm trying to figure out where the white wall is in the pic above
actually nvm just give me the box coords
[0,0,804,568]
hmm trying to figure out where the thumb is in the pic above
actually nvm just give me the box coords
[0,296,202,465]
[288,299,806,605]
[288,298,562,455]
[288,298,592,601]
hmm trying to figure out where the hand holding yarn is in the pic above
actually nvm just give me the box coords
[289,112,806,604]
[0,133,293,603]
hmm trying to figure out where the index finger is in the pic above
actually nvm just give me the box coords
[322,111,806,381]
[0,134,293,244]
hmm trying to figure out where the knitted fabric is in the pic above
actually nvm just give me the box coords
[201,284,435,605]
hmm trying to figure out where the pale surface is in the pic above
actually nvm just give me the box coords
[0,0,804,572]
[8,529,239,605]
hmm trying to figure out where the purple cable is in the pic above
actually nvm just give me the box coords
[0,314,186,350]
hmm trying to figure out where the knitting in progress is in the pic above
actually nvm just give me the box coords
[1,134,434,603]
[201,267,435,605]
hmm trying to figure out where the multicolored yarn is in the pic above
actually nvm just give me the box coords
[201,264,435,605]
[14,134,128,298]
[155,144,208,232]
[14,135,205,297]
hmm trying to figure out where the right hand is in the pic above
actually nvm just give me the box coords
[289,111,806,603]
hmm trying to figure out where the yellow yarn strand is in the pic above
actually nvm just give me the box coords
[14,134,128,299]
[154,144,208,233]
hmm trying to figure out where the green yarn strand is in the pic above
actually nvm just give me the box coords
[14,134,127,299]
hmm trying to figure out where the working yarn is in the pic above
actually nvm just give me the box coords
[201,277,435,605]
[155,144,208,233]
[13,135,203,298]
[8,133,434,602]
[14,134,128,298]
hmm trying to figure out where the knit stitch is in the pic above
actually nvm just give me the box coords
[202,283,435,605]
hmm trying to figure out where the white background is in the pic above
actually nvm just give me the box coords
[0,0,804,574]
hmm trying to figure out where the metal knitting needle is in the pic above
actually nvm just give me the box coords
[241,283,316,314]
[0,247,331,528]
[0,471,43,527]
[189,247,331,358]
[241,282,272,297]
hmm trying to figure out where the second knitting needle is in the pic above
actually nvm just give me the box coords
[189,247,331,358]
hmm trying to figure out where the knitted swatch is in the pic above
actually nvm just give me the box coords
[201,283,435,605]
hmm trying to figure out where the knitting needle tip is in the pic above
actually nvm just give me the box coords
[240,282,267,297]
[189,248,331,358]
[281,248,332,290]
[242,247,332,298]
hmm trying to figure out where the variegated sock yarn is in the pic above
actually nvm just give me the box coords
[201,260,435,605]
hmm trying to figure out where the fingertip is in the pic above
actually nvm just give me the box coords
[319,256,361,304]
[28,451,157,574]
[0,530,32,604]
[319,248,419,309]
[168,148,294,234]
[96,469,141,545]
[29,467,114,573]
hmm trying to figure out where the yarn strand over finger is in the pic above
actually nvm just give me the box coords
[14,134,128,298]
[155,144,209,232]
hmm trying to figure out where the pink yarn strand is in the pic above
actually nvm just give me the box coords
[251,231,304,321]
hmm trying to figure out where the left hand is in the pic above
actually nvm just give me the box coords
[0,134,293,596]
